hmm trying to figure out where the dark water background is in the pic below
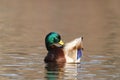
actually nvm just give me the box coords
[0,0,120,80]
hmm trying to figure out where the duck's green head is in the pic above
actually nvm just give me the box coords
[45,32,64,51]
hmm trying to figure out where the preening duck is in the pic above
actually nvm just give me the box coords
[44,32,83,63]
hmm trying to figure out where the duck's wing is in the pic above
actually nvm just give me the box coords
[64,37,83,63]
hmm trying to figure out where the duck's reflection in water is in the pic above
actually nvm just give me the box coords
[45,62,81,80]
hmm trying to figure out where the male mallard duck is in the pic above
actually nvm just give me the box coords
[44,32,83,63]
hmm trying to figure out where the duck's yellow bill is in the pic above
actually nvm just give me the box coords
[59,40,64,45]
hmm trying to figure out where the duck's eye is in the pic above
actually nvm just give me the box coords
[54,36,60,43]
[53,37,58,43]
[58,35,61,40]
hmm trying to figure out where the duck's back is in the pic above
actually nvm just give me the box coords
[64,37,83,63]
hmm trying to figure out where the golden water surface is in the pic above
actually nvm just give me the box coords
[0,0,120,80]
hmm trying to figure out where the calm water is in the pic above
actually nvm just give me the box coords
[0,0,120,80]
